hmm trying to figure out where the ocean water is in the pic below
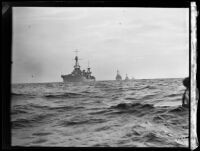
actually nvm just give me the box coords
[11,78,189,147]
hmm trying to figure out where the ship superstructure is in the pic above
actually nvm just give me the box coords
[61,51,95,82]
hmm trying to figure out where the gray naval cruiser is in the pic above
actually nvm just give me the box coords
[124,74,130,81]
[61,52,95,83]
[115,70,122,81]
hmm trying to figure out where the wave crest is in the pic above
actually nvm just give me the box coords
[112,102,154,110]
[44,92,84,98]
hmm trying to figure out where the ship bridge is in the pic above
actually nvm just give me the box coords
[74,56,80,69]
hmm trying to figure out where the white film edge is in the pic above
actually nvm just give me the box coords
[190,2,198,150]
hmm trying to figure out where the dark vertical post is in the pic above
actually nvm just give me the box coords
[2,3,12,149]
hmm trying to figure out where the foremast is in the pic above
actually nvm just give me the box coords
[74,50,80,69]
[72,50,81,75]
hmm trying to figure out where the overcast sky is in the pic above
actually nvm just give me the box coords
[12,7,189,83]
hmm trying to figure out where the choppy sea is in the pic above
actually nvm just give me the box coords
[11,78,189,147]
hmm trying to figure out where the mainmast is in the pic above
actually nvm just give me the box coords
[87,61,91,71]
[87,61,91,77]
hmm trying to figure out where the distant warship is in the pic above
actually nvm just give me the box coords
[131,77,135,80]
[115,70,122,81]
[61,51,95,82]
[124,74,130,81]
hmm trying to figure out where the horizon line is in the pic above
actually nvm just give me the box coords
[11,77,188,84]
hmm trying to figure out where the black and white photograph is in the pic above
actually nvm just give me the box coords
[10,6,191,147]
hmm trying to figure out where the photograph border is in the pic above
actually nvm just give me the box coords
[2,1,198,150]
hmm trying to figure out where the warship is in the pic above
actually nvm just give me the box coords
[124,74,130,81]
[61,51,95,83]
[131,77,135,80]
[115,70,122,81]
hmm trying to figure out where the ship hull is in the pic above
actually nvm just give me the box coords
[116,79,122,81]
[116,78,122,81]
[61,74,95,83]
